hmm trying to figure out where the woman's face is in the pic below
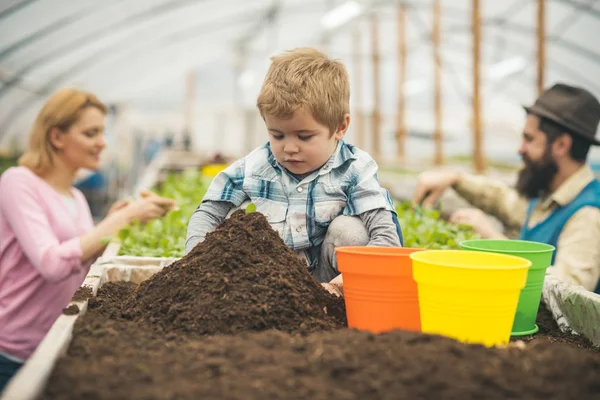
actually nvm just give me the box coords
[53,107,106,171]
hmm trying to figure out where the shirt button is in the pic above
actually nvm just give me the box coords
[296,226,302,233]
[297,186,303,193]
[323,165,330,170]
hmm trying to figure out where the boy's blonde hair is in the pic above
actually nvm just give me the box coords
[257,48,350,135]
[19,88,107,174]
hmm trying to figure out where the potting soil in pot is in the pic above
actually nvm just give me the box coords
[122,210,346,335]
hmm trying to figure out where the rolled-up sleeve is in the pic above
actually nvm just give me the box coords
[0,174,83,282]
[453,173,528,229]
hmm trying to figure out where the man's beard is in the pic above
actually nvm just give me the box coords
[515,150,558,199]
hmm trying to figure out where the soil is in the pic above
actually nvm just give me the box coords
[517,301,598,350]
[61,304,80,315]
[42,282,600,400]
[122,210,346,336]
[41,211,600,399]
[71,286,93,302]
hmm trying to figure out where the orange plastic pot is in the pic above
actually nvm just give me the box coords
[335,246,425,333]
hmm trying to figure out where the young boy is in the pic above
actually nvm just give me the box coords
[186,48,403,286]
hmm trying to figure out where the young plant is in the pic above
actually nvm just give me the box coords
[245,203,257,214]
[395,201,479,249]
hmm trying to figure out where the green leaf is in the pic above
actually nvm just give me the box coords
[245,203,257,214]
[394,201,479,250]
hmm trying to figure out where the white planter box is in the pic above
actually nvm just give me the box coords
[96,241,180,268]
[542,272,600,347]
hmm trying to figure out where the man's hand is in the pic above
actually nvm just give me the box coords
[321,274,344,297]
[413,170,462,208]
[449,208,506,239]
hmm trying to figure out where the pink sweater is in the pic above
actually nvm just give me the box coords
[0,167,94,360]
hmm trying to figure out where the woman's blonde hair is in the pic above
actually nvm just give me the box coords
[19,88,107,174]
[257,48,350,135]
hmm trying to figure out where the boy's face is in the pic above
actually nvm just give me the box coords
[266,107,350,175]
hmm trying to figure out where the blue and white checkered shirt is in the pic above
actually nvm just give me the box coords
[201,140,402,252]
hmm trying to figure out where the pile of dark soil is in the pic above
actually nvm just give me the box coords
[122,210,346,336]
[42,282,600,400]
[71,286,93,302]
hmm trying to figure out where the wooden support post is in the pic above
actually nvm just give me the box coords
[184,70,196,141]
[234,46,254,154]
[537,0,546,95]
[396,4,407,164]
[433,0,443,166]
[321,0,334,54]
[353,27,366,149]
[371,13,381,161]
[244,109,256,153]
[472,0,485,173]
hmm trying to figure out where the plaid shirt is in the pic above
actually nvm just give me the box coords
[202,140,402,252]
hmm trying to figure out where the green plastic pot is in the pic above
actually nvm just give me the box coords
[459,239,555,336]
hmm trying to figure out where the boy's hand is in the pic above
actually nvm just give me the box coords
[321,274,344,297]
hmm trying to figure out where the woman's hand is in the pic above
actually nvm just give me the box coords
[122,196,177,224]
[107,200,130,216]
[80,194,176,263]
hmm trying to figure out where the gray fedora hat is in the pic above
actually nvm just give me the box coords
[523,83,600,145]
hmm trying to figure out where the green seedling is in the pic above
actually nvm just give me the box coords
[245,203,257,214]
[395,201,479,249]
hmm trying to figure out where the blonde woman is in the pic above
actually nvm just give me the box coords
[0,88,175,390]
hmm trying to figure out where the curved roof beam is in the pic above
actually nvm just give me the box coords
[0,50,226,143]
[0,0,320,113]
[0,8,270,133]
[441,35,600,95]
[0,0,210,100]
[0,0,38,21]
[0,0,323,102]
[486,19,600,65]
[553,0,600,20]
[0,1,127,62]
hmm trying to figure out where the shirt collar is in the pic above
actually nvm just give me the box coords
[330,140,358,170]
[539,164,596,209]
[254,140,357,182]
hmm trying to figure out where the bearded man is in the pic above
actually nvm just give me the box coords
[413,83,600,292]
